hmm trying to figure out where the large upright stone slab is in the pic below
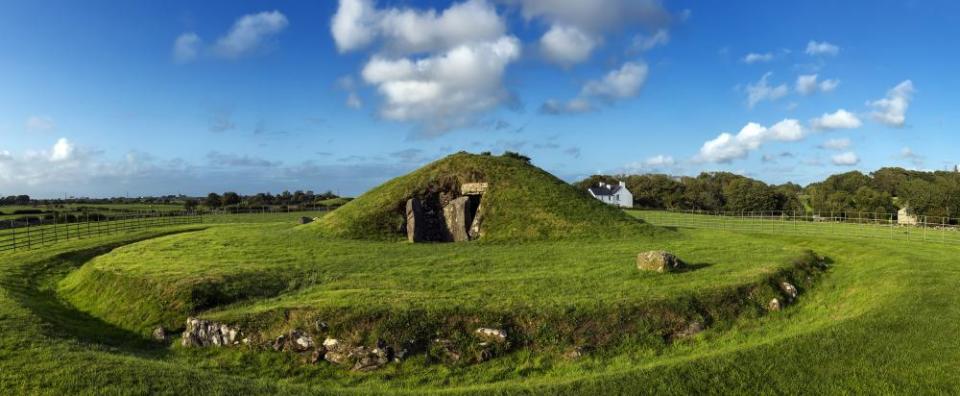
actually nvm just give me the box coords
[406,198,425,243]
[468,199,484,240]
[443,196,472,242]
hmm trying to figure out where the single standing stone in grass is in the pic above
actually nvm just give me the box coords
[474,328,508,343]
[152,326,167,343]
[443,196,473,242]
[298,216,314,225]
[636,251,686,273]
[768,298,782,312]
[780,282,798,300]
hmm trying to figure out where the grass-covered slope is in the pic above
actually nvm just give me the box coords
[56,222,807,339]
[312,152,655,241]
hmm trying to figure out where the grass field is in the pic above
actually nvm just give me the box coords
[628,209,960,245]
[1,210,958,394]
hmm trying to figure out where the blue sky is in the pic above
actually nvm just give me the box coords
[1,0,957,198]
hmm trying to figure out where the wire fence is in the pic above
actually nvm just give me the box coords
[0,204,343,253]
[0,213,203,252]
[629,210,960,245]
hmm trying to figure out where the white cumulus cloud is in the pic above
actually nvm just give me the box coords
[540,24,599,66]
[332,0,522,135]
[696,119,805,163]
[831,151,859,166]
[743,52,774,64]
[213,11,289,58]
[643,154,675,167]
[746,72,789,108]
[50,138,75,162]
[331,0,379,52]
[507,0,671,33]
[806,40,839,56]
[811,109,862,130]
[173,11,288,62]
[869,80,915,127]
[796,74,840,95]
[631,29,669,52]
[541,61,647,114]
[582,61,648,100]
[508,0,672,66]
[361,36,522,134]
[332,0,505,55]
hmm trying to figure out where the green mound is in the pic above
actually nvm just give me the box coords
[312,152,655,241]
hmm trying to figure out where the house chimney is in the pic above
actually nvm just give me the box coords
[619,181,625,187]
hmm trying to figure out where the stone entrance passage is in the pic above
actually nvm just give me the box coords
[405,182,486,243]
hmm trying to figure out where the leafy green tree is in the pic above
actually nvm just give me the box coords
[501,151,531,163]
[205,193,222,209]
[222,192,241,207]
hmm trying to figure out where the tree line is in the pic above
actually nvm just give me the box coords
[577,167,960,219]
[197,190,341,210]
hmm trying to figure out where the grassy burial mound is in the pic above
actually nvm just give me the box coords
[311,152,656,241]
[56,222,826,373]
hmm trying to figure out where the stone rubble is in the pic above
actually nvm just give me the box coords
[152,326,168,343]
[768,298,782,312]
[474,327,508,343]
[180,317,243,348]
[780,281,799,300]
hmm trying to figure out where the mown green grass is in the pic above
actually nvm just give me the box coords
[1,212,958,394]
[57,222,808,337]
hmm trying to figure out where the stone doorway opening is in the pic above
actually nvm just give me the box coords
[405,182,487,242]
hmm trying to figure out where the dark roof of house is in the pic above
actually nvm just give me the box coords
[588,184,622,196]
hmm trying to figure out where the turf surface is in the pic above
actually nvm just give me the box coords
[1,212,958,394]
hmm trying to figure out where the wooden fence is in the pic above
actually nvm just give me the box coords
[0,213,203,252]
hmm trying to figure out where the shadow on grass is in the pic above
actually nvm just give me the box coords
[1,229,205,358]
[676,263,712,273]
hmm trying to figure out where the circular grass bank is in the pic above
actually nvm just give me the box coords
[57,222,825,370]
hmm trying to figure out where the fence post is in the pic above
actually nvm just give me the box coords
[890,214,894,239]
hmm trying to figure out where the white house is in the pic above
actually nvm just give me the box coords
[588,181,633,208]
[897,205,919,226]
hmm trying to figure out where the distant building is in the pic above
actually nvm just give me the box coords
[898,205,919,226]
[588,181,633,208]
